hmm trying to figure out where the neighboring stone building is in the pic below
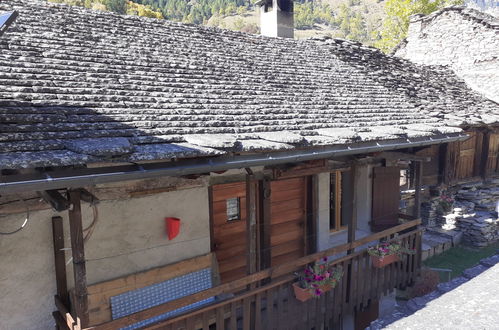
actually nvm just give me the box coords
[394,6,499,103]
[0,1,497,330]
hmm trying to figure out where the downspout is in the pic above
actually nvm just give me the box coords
[0,134,469,194]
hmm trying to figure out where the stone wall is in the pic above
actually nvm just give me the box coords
[395,7,499,103]
[434,179,499,247]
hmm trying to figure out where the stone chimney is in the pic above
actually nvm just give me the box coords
[257,0,294,38]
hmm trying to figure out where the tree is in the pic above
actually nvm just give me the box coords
[375,0,464,53]
[104,0,127,14]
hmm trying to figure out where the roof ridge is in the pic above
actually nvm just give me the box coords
[409,5,498,28]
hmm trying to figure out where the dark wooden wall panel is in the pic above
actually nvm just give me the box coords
[270,177,307,267]
[211,182,248,283]
[371,167,400,232]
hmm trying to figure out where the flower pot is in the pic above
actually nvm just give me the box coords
[319,284,332,292]
[371,254,399,268]
[292,282,312,302]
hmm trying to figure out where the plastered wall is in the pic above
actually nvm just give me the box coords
[0,185,211,330]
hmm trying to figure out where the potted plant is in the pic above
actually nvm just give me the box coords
[368,240,415,268]
[437,193,454,213]
[292,257,343,302]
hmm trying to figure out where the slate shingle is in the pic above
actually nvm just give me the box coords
[0,0,497,169]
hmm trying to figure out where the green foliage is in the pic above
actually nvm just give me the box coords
[374,0,465,53]
[294,2,336,30]
[232,17,245,30]
[134,0,247,24]
[49,0,163,17]
[104,0,127,13]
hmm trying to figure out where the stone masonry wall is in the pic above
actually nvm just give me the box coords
[395,7,499,103]
[438,179,499,247]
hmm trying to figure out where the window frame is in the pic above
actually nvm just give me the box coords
[329,170,349,232]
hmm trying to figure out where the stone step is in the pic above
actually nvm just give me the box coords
[436,276,468,294]
[462,264,489,279]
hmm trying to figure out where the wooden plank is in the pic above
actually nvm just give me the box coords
[55,295,77,330]
[216,306,225,330]
[254,292,262,329]
[267,287,275,330]
[68,189,89,328]
[53,311,71,330]
[52,216,69,309]
[229,302,237,330]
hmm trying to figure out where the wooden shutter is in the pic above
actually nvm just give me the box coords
[486,133,499,175]
[371,167,400,232]
[456,131,478,180]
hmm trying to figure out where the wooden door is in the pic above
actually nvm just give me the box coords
[486,133,499,175]
[456,132,478,180]
[210,182,247,283]
[269,177,308,266]
[371,167,400,232]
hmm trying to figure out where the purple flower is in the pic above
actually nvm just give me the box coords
[314,289,322,296]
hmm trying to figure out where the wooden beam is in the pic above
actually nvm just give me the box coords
[480,131,491,179]
[347,163,358,254]
[68,189,89,328]
[438,143,448,185]
[245,170,258,276]
[55,295,77,330]
[52,216,69,310]
[259,178,272,271]
[413,161,423,219]
[378,151,431,162]
[41,190,70,212]
[307,175,318,254]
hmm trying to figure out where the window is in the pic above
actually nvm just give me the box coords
[226,197,240,221]
[264,0,273,12]
[330,170,351,231]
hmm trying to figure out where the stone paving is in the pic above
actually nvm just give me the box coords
[368,251,499,329]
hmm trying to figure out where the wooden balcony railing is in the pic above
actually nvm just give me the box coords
[56,219,422,330]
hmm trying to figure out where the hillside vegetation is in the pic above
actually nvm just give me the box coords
[47,0,464,52]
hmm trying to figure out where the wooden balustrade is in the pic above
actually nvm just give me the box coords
[76,219,421,330]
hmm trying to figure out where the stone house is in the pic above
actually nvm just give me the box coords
[0,1,498,330]
[394,6,499,103]
[394,6,499,250]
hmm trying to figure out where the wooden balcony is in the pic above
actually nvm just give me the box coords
[55,219,422,330]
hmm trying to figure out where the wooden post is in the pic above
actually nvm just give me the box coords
[480,131,491,179]
[259,178,272,272]
[438,143,448,185]
[246,171,258,275]
[347,163,358,254]
[414,161,423,219]
[306,175,318,255]
[68,189,89,328]
[52,216,69,312]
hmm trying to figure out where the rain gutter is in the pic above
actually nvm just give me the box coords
[0,134,469,194]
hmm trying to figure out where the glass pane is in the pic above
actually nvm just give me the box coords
[226,197,240,221]
[330,172,337,230]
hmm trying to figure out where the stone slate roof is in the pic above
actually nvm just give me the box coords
[394,6,499,103]
[0,0,497,169]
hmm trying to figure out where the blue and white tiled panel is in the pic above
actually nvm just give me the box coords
[110,268,215,330]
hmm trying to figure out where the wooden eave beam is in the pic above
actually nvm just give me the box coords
[378,151,431,162]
